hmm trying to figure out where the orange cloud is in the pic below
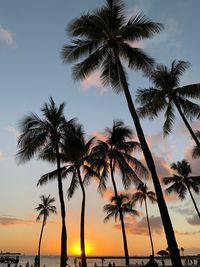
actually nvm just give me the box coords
[81,70,106,94]
[0,216,58,226]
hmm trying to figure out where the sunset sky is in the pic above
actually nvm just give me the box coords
[0,0,200,257]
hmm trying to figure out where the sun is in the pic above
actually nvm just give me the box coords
[70,240,93,256]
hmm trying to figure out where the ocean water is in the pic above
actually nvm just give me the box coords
[0,255,191,267]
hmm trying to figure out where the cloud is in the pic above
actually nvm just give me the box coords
[0,25,15,47]
[4,125,20,138]
[0,152,4,160]
[147,18,182,54]
[114,215,163,236]
[0,216,58,226]
[175,230,200,236]
[81,70,107,94]
[0,216,35,226]
[187,214,200,226]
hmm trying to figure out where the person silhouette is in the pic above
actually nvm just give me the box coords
[145,255,158,267]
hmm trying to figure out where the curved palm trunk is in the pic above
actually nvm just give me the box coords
[109,159,130,266]
[144,199,154,256]
[115,55,182,267]
[37,217,45,267]
[174,100,200,149]
[187,186,200,219]
[77,168,87,267]
[56,144,67,267]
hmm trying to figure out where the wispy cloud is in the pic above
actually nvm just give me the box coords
[0,25,15,47]
[187,214,200,226]
[114,215,163,236]
[0,216,35,226]
[81,70,107,94]
[4,125,20,138]
[0,152,4,160]
[175,230,200,236]
[0,216,58,226]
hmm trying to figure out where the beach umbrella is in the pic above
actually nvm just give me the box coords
[157,250,169,256]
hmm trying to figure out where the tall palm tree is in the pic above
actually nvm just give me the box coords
[38,123,98,267]
[136,60,200,148]
[35,195,57,267]
[131,183,157,256]
[61,1,182,265]
[16,97,75,267]
[103,193,139,253]
[91,120,147,265]
[163,160,200,219]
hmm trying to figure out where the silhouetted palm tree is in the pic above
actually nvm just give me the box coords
[132,183,157,256]
[163,160,200,219]
[17,97,75,267]
[91,120,146,265]
[137,60,200,148]
[39,123,98,267]
[62,1,181,265]
[35,195,57,267]
[104,194,139,252]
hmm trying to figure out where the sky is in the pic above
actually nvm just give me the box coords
[0,0,200,257]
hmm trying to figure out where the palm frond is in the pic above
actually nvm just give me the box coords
[178,98,200,120]
[177,83,200,99]
[67,170,79,199]
[163,102,175,136]
[119,43,155,74]
[72,46,106,81]
[119,13,163,41]
[62,39,100,63]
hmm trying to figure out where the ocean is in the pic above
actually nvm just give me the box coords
[0,255,195,267]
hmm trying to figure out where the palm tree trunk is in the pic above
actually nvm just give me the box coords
[174,100,200,149]
[37,217,45,267]
[187,186,200,219]
[77,168,87,267]
[115,54,182,267]
[109,159,130,266]
[144,199,154,256]
[56,144,67,267]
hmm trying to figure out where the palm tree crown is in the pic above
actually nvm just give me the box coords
[136,60,200,146]
[91,120,147,191]
[104,193,139,222]
[163,160,200,218]
[132,183,157,206]
[62,0,162,89]
[36,195,57,223]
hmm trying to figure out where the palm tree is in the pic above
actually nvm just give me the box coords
[38,123,98,267]
[35,195,57,267]
[16,97,75,267]
[136,60,200,148]
[91,120,147,265]
[163,160,200,219]
[132,183,157,256]
[103,193,139,253]
[61,1,182,265]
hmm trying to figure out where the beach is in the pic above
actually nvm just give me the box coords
[0,255,199,267]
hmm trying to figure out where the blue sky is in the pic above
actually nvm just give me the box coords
[0,0,200,256]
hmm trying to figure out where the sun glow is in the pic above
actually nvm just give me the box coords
[70,240,93,256]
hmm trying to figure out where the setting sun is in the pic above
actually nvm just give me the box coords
[70,240,93,256]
